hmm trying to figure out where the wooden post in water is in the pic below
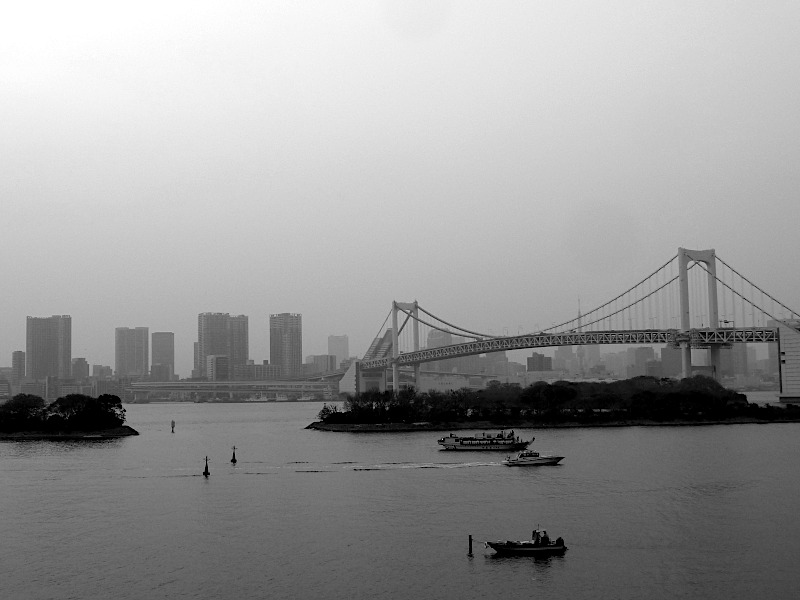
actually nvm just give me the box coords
[468,534,473,556]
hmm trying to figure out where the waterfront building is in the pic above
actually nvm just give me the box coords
[304,354,337,376]
[11,351,25,385]
[327,335,349,368]
[197,313,249,378]
[115,327,149,378]
[233,361,282,380]
[151,332,175,381]
[270,313,302,379]
[26,315,72,380]
[661,345,682,377]
[206,355,229,381]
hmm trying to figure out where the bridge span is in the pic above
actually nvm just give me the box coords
[360,327,778,371]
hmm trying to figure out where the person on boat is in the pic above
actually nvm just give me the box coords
[542,531,550,545]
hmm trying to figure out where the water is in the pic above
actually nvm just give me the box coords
[2,402,799,600]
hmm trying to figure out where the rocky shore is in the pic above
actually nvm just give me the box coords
[0,425,140,440]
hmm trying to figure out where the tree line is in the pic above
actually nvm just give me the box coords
[0,394,127,433]
[317,376,796,424]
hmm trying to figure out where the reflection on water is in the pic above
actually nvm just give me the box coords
[2,402,799,600]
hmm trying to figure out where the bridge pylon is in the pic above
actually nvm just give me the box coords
[678,247,721,379]
[392,301,420,393]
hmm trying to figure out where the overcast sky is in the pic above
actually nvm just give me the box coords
[3,1,799,376]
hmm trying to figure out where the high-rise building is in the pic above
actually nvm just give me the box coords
[26,315,72,380]
[151,332,175,381]
[115,327,149,378]
[197,313,249,378]
[270,313,302,379]
[206,355,229,381]
[327,335,349,369]
[11,351,25,385]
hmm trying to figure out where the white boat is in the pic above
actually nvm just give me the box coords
[437,430,530,451]
[502,449,564,466]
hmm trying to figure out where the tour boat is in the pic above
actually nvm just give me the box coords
[485,529,567,557]
[437,430,530,451]
[502,449,564,466]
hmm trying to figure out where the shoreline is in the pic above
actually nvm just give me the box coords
[306,418,800,432]
[0,425,140,440]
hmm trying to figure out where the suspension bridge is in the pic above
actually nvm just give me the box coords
[356,248,800,402]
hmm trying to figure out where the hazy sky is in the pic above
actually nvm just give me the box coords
[3,1,799,376]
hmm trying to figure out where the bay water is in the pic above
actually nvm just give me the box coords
[2,401,799,599]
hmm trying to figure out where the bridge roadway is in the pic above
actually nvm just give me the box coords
[359,327,778,371]
[128,380,336,398]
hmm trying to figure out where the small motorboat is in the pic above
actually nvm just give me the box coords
[502,449,564,466]
[486,528,567,557]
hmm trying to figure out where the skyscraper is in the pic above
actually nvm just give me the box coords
[197,313,249,378]
[115,327,149,378]
[151,332,175,381]
[270,313,302,379]
[26,315,72,380]
[11,351,25,385]
[327,335,349,368]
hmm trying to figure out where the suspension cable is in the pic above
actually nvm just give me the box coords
[416,305,494,339]
[716,254,800,319]
[397,306,486,340]
[539,254,678,332]
[693,262,799,329]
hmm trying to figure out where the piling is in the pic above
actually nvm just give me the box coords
[468,534,473,556]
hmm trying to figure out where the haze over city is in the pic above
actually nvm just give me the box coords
[3,2,799,377]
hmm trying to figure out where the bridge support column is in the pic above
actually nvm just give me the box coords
[392,301,400,395]
[412,301,420,391]
[678,247,720,380]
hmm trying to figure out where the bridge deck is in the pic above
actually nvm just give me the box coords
[359,327,778,371]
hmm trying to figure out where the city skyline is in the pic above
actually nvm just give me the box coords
[2,3,800,382]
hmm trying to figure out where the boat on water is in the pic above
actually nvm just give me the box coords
[503,449,564,466]
[437,430,530,451]
[485,528,567,557]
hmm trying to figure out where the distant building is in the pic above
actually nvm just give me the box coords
[115,327,149,378]
[151,332,175,381]
[0,379,12,403]
[92,365,113,379]
[270,313,302,379]
[527,352,552,372]
[233,361,281,380]
[304,354,337,376]
[197,313,249,378]
[206,355,229,381]
[327,335,349,368]
[627,347,655,378]
[11,351,25,385]
[26,315,72,380]
[660,345,682,377]
[71,357,89,382]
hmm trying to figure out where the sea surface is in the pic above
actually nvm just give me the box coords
[2,399,799,600]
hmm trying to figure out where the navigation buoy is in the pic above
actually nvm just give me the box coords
[203,456,210,478]
[231,446,237,465]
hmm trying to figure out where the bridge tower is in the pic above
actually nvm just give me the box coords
[677,247,720,379]
[391,301,420,392]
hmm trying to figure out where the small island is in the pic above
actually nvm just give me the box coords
[308,375,800,432]
[0,393,138,440]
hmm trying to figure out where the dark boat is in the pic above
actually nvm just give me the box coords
[485,528,567,557]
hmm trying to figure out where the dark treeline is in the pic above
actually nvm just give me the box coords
[0,394,127,433]
[318,376,797,425]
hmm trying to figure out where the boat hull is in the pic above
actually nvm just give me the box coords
[439,441,530,451]
[503,456,564,466]
[486,542,567,556]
